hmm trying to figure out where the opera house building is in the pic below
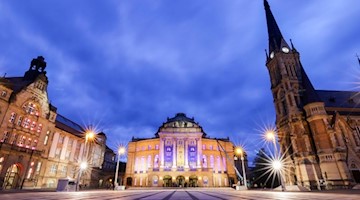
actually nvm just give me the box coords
[124,113,238,187]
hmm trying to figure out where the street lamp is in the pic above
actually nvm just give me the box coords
[76,161,88,191]
[272,158,286,191]
[265,130,277,155]
[235,147,247,189]
[85,131,95,159]
[265,129,286,191]
[114,146,126,189]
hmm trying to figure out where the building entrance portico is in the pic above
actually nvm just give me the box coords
[176,175,185,187]
[3,164,21,189]
[189,175,198,187]
[163,175,172,187]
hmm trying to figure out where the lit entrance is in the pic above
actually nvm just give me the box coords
[176,175,185,187]
[3,164,20,189]
[189,175,198,187]
[163,175,172,187]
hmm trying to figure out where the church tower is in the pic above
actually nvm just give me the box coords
[263,0,358,190]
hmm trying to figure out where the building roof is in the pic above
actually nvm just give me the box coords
[165,113,196,123]
[0,76,33,94]
[55,114,84,137]
[317,90,360,109]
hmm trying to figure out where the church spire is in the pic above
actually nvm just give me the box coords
[264,0,290,53]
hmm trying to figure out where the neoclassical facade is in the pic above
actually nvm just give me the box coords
[264,0,360,189]
[125,113,237,187]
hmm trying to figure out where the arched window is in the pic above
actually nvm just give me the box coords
[22,102,40,116]
[154,155,159,168]
[202,155,207,168]
[223,157,227,172]
[217,156,221,172]
[210,155,214,169]
[147,155,152,168]
[141,156,145,172]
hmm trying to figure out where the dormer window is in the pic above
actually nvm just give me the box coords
[1,91,7,97]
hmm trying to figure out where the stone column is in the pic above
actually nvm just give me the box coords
[160,138,164,168]
[195,138,201,168]
[185,139,189,169]
[172,138,177,169]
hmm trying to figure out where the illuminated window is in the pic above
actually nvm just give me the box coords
[10,133,18,145]
[30,121,36,131]
[155,145,159,150]
[50,164,57,173]
[210,155,214,168]
[27,167,33,179]
[22,118,31,128]
[37,124,42,133]
[153,155,159,168]
[202,155,207,168]
[209,145,213,150]
[32,139,38,150]
[9,112,16,123]
[1,131,10,143]
[202,144,206,150]
[61,166,67,175]
[55,148,61,158]
[44,131,50,145]
[217,156,221,173]
[58,135,64,144]
[147,155,152,168]
[26,138,32,148]
[36,162,42,172]
[23,102,39,116]
[18,136,26,146]
[0,157,3,173]
[17,116,23,126]
[148,145,151,150]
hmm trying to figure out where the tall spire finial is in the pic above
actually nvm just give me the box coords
[264,0,290,53]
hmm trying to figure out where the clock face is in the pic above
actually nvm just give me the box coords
[270,51,275,59]
[281,47,290,53]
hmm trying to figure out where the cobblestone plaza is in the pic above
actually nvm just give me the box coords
[0,188,359,200]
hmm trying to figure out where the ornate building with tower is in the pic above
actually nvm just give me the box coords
[263,0,360,190]
[125,113,238,187]
[0,57,111,190]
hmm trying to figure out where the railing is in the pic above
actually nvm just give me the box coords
[0,142,43,156]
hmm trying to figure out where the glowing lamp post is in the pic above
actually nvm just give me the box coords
[114,146,126,190]
[272,158,286,191]
[265,130,277,154]
[76,161,88,191]
[235,147,247,189]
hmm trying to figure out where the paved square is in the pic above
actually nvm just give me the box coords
[0,188,359,200]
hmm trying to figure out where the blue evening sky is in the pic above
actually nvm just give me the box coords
[1,0,359,163]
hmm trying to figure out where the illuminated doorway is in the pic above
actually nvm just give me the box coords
[3,164,20,189]
[189,175,198,187]
[163,175,172,187]
[176,175,185,187]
